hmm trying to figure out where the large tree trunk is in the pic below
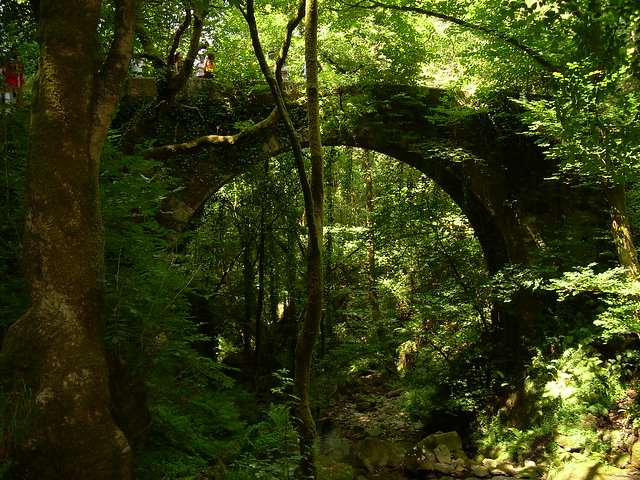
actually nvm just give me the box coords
[0,1,135,478]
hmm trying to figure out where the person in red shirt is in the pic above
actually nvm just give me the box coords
[4,56,24,104]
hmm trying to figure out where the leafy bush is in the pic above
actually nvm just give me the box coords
[135,388,249,480]
[230,403,300,480]
[546,264,640,339]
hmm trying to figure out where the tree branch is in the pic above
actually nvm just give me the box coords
[142,106,280,160]
[92,0,136,155]
[168,8,191,65]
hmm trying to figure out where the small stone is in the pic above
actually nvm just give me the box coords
[365,426,384,437]
[482,458,498,469]
[454,448,468,459]
[613,452,630,467]
[515,468,541,480]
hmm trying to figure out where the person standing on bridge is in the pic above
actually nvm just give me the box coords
[195,54,206,77]
[4,56,23,105]
[267,50,290,83]
[0,59,8,105]
[204,53,216,78]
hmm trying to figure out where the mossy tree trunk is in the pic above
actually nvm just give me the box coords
[0,0,135,478]
[294,0,323,477]
[606,184,640,279]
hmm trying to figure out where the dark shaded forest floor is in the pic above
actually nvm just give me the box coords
[317,373,423,444]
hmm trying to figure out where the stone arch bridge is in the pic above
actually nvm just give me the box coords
[123,78,607,276]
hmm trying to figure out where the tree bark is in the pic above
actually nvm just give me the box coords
[254,204,267,384]
[606,183,640,279]
[0,1,135,478]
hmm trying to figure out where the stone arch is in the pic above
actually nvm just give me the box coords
[145,80,605,274]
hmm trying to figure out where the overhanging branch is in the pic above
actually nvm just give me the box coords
[143,106,280,160]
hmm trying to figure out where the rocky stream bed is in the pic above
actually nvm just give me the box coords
[314,378,640,480]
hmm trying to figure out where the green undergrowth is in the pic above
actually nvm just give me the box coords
[473,332,640,466]
[134,373,300,480]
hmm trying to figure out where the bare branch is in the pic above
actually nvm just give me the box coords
[92,0,136,152]
[169,8,192,65]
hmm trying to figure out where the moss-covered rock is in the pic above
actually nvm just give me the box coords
[418,431,463,452]
[316,455,357,480]
[349,437,405,472]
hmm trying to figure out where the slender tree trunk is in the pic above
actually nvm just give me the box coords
[241,0,321,475]
[0,1,135,478]
[362,150,382,331]
[322,152,336,358]
[242,239,255,361]
[293,0,324,477]
[606,184,640,279]
[254,205,266,384]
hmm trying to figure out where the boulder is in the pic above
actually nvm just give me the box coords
[631,441,640,468]
[404,430,467,475]
[417,431,463,452]
[321,430,352,463]
[403,446,437,472]
[434,443,452,463]
[349,437,405,472]
[355,394,380,412]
